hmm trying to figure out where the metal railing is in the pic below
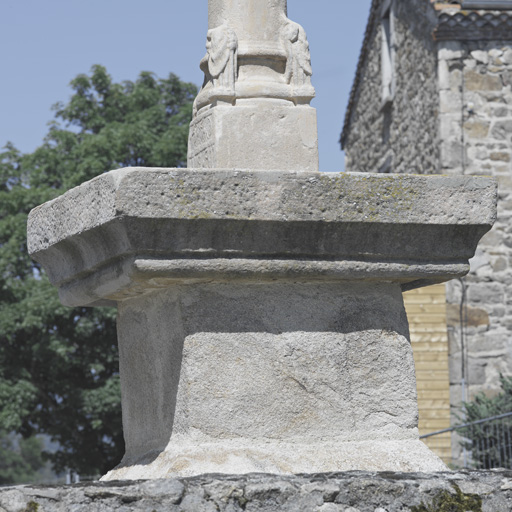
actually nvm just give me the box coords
[420,412,512,469]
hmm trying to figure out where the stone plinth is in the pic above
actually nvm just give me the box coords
[188,103,318,171]
[27,169,496,479]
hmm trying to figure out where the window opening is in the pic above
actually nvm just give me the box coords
[381,0,394,106]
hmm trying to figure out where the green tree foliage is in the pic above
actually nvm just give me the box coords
[0,65,197,476]
[460,374,512,469]
[0,431,45,485]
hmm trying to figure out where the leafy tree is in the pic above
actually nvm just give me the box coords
[459,374,512,469]
[0,65,197,476]
[0,431,45,485]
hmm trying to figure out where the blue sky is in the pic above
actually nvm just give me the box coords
[0,1,372,172]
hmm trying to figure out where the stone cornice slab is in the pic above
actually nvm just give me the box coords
[27,168,497,306]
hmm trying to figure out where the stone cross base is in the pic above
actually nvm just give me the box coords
[102,283,445,479]
[106,441,446,481]
[188,104,318,171]
[27,168,497,479]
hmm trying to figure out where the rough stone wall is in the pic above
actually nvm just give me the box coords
[1,471,512,512]
[343,0,440,175]
[344,1,512,462]
[437,39,512,443]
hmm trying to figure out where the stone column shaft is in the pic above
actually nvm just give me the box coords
[209,0,287,40]
[187,0,318,171]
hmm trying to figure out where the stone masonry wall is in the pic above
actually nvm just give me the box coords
[344,2,512,459]
[439,40,512,419]
[2,471,512,512]
[343,0,439,175]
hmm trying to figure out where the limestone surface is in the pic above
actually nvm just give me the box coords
[27,168,497,307]
[188,103,318,171]
[27,168,496,478]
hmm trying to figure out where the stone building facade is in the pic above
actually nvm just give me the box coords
[342,0,512,461]
[342,0,440,175]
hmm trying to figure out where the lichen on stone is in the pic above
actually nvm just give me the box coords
[410,484,482,512]
[24,502,40,512]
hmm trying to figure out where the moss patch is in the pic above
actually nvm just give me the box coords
[411,484,482,512]
[24,502,40,512]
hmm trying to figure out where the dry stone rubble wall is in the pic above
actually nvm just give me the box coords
[1,471,512,512]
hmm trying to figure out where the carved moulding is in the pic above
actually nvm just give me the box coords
[192,15,315,115]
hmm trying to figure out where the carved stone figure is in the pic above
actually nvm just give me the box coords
[281,20,313,87]
[206,24,238,91]
[189,0,318,171]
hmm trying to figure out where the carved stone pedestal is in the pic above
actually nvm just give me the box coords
[108,281,437,478]
[188,104,318,170]
[27,168,496,478]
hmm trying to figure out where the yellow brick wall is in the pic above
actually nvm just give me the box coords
[403,284,452,464]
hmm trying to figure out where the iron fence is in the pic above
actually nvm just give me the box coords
[420,412,512,469]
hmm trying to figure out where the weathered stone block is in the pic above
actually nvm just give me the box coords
[464,69,503,92]
[503,70,512,87]
[438,42,464,61]
[446,303,490,328]
[438,59,451,91]
[440,140,464,170]
[113,281,422,477]
[440,90,462,114]
[502,48,512,65]
[464,119,491,139]
[27,169,497,308]
[187,104,318,171]
[490,152,510,162]
[471,50,489,65]
[491,120,512,140]
[489,106,510,118]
